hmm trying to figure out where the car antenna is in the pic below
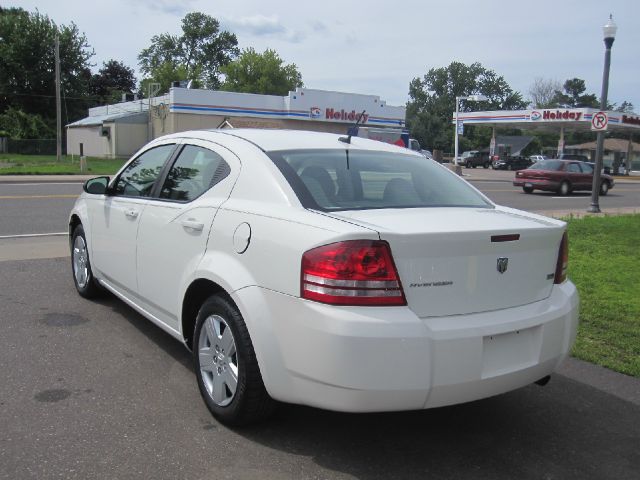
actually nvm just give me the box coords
[338,110,366,145]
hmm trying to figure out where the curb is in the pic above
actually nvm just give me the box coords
[557,357,640,406]
[536,207,639,219]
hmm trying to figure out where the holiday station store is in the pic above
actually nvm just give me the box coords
[66,87,406,158]
[454,108,640,170]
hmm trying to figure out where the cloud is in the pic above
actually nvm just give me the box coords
[135,0,196,16]
[223,14,305,43]
[309,20,328,33]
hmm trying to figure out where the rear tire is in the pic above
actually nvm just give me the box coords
[483,162,490,169]
[523,186,534,194]
[71,225,101,298]
[558,181,570,196]
[600,181,609,196]
[194,294,275,426]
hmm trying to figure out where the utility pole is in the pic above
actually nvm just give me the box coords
[147,82,161,141]
[55,36,62,162]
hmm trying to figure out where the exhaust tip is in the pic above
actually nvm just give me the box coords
[535,375,551,386]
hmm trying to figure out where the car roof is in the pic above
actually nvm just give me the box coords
[163,128,421,155]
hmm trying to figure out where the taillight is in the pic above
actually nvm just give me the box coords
[554,232,568,284]
[301,240,406,306]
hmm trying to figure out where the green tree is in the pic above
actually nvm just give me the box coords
[0,7,94,131]
[90,59,137,105]
[551,78,599,108]
[221,48,303,96]
[613,101,634,113]
[0,106,53,138]
[138,12,238,90]
[406,61,527,151]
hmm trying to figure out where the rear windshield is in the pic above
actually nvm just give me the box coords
[530,160,563,171]
[268,149,492,211]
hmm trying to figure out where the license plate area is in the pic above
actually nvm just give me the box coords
[481,326,541,379]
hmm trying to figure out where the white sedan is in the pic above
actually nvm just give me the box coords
[69,129,579,425]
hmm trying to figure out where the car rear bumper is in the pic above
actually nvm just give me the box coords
[234,281,579,413]
[513,179,560,191]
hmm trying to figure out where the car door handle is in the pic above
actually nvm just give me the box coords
[124,209,139,219]
[181,219,204,232]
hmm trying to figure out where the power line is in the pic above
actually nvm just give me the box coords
[0,91,145,101]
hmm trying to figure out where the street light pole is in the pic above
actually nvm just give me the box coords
[588,14,617,213]
[454,96,460,166]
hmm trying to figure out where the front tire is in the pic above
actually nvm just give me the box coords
[71,225,101,298]
[483,162,490,169]
[523,186,534,194]
[600,181,610,196]
[194,295,275,426]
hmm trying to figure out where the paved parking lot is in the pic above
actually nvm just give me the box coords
[1,256,639,480]
[1,173,639,479]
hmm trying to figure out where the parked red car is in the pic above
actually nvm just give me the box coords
[513,159,614,195]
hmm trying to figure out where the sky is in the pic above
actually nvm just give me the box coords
[6,0,640,112]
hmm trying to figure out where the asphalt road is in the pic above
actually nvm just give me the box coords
[1,175,639,479]
[0,175,639,237]
[472,179,640,213]
[0,182,81,236]
[0,257,638,480]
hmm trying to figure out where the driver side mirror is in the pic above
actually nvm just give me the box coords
[83,176,111,195]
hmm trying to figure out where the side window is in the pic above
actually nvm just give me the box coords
[567,163,581,173]
[159,145,231,202]
[114,145,175,197]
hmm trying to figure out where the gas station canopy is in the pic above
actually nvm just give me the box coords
[453,108,640,133]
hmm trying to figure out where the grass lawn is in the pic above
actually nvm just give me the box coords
[0,153,126,175]
[567,214,640,377]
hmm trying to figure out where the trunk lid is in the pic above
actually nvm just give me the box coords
[517,169,553,180]
[330,207,565,318]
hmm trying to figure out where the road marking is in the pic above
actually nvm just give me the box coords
[0,232,67,239]
[0,182,83,186]
[0,194,78,199]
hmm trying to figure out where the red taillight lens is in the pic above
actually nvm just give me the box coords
[301,240,406,306]
[554,232,568,284]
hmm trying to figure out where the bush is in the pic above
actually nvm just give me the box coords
[0,107,54,139]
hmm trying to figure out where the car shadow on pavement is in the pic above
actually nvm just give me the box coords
[234,374,639,479]
[92,292,193,371]
[90,290,639,480]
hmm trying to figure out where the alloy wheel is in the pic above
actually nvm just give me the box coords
[198,314,239,407]
[72,235,89,289]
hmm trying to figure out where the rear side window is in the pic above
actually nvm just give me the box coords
[531,160,563,171]
[567,163,581,173]
[268,149,491,211]
[580,163,594,174]
[159,145,230,202]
